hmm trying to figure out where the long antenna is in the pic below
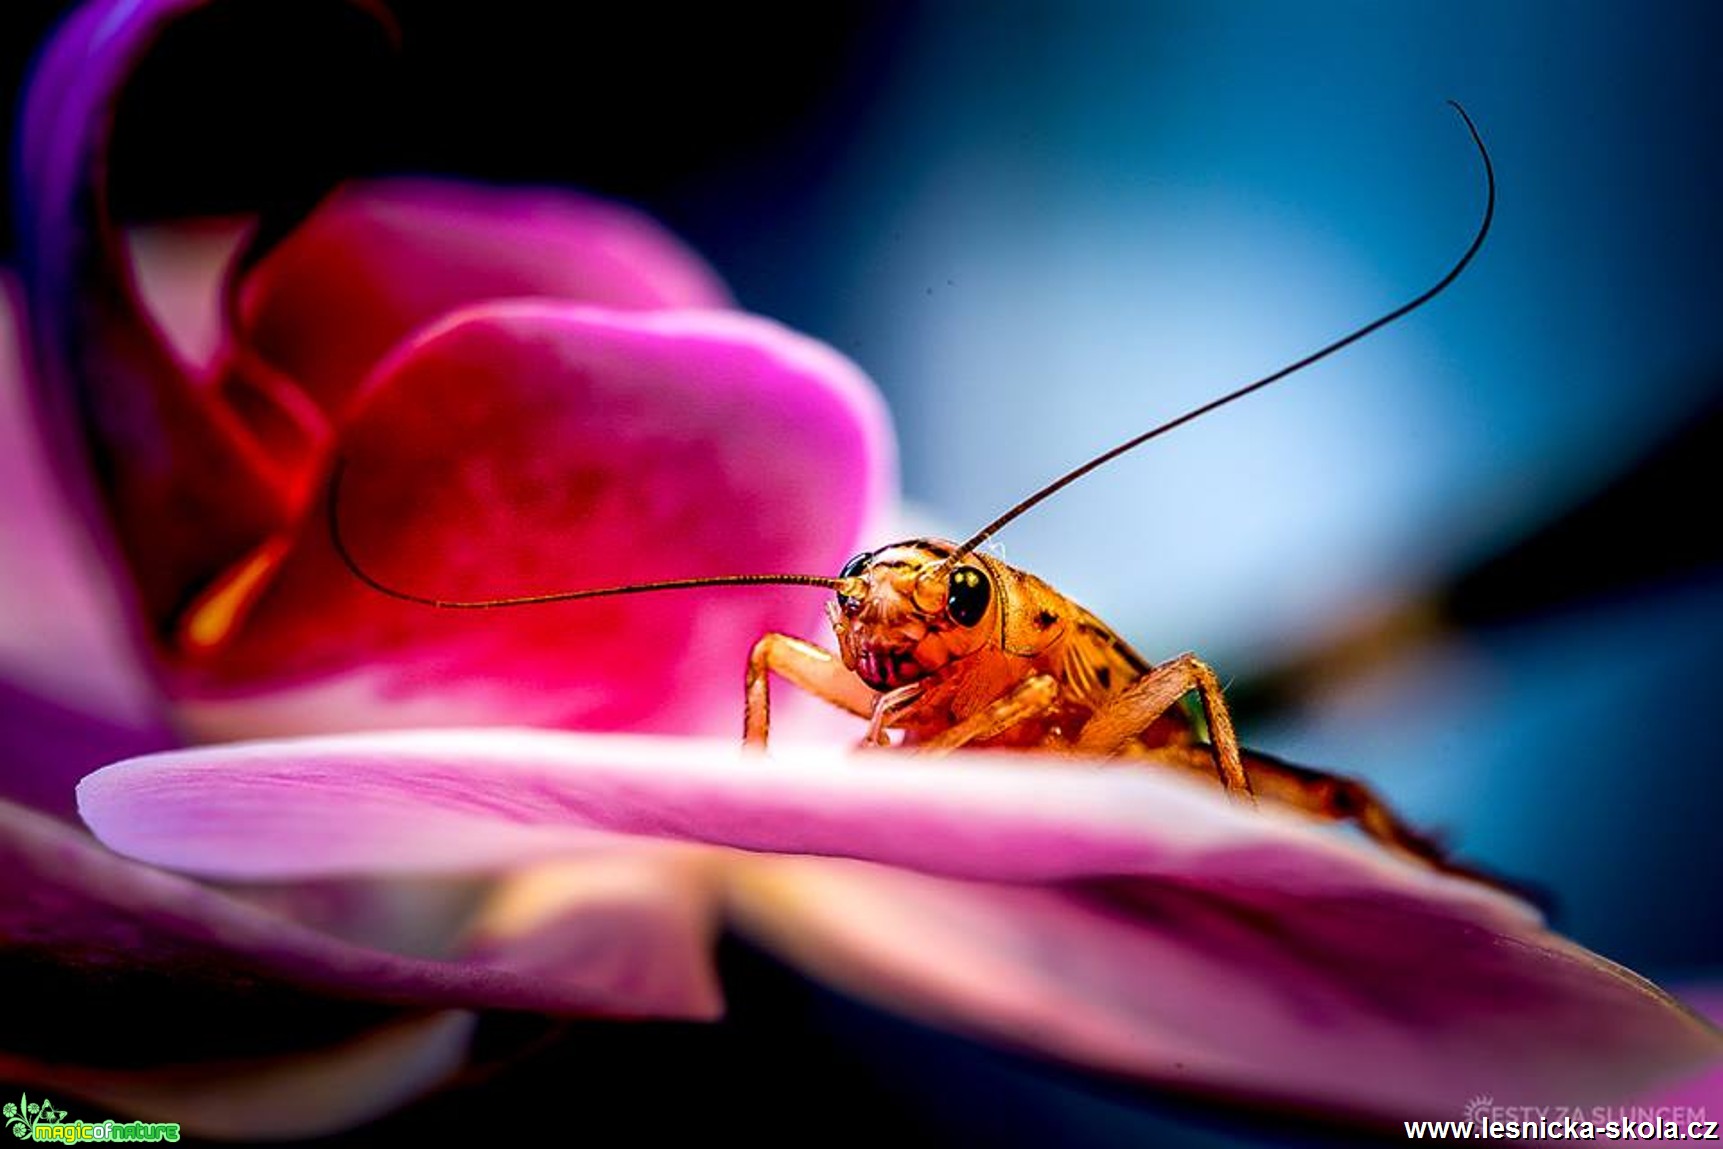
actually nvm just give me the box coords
[333,103,1493,609]
[949,100,1495,562]
[326,457,854,608]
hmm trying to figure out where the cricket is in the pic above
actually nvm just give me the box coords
[330,103,1501,889]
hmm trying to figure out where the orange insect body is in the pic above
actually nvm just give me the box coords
[767,535,1467,881]
[829,539,1155,747]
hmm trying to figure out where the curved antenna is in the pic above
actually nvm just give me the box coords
[327,457,854,608]
[949,100,1495,562]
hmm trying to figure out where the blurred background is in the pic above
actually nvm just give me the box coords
[3,1,1720,1144]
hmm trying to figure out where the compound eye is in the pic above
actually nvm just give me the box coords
[837,551,871,614]
[946,565,991,627]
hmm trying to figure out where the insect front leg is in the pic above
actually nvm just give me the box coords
[865,684,925,748]
[744,633,877,748]
[1074,652,1255,802]
[912,674,1061,756]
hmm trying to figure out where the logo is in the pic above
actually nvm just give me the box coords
[1461,1094,1494,1123]
[5,1097,66,1140]
[1444,1095,1718,1142]
[3,1094,180,1143]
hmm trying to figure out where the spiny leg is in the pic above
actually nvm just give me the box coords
[744,633,876,749]
[912,674,1061,756]
[1074,652,1255,801]
[1239,750,1453,868]
[1144,742,1509,888]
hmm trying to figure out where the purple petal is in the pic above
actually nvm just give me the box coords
[462,849,723,1014]
[77,729,1723,1118]
[126,220,251,371]
[75,730,1533,906]
[0,280,167,747]
[728,857,1721,1123]
[0,279,172,816]
[1640,987,1723,1120]
[18,0,293,629]
[1,796,722,1035]
[0,677,170,819]
[169,305,893,737]
[233,178,733,419]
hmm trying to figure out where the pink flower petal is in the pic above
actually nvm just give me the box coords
[727,857,1720,1123]
[233,178,733,419]
[170,305,892,737]
[126,219,251,371]
[0,677,170,820]
[0,277,167,750]
[76,729,1723,1118]
[72,730,1525,906]
[1,797,721,1028]
[1641,987,1723,1120]
[18,0,294,627]
[462,848,723,1016]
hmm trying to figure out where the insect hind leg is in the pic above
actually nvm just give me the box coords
[1152,744,1533,899]
[1240,749,1452,867]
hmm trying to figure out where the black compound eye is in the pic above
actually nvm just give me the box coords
[837,551,871,613]
[946,565,991,627]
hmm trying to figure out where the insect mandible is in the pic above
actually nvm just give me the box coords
[331,103,1499,888]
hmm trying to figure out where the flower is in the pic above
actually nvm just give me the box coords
[6,0,884,1134]
[3,0,1720,1140]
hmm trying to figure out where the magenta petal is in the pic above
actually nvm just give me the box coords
[172,306,892,737]
[0,280,169,776]
[235,178,733,418]
[0,677,170,819]
[1,797,720,1036]
[1641,988,1723,1120]
[78,730,1723,1118]
[18,0,292,627]
[126,220,251,372]
[75,730,1531,904]
[462,849,722,1019]
[729,858,1720,1123]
